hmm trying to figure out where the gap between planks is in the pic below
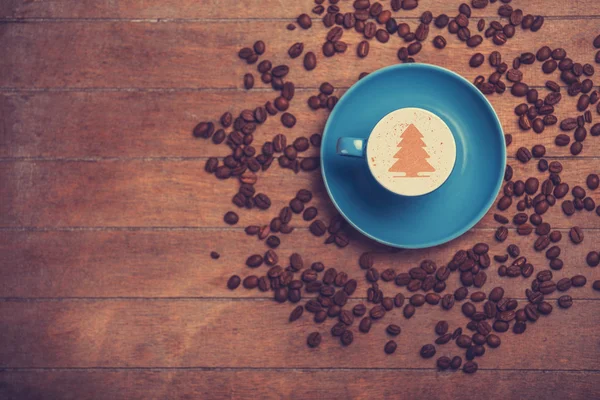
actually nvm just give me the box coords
[1,156,598,162]
[1,227,599,232]
[0,297,598,302]
[2,16,600,23]
[0,85,582,92]
[0,366,599,372]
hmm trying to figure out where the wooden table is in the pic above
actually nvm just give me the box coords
[1,1,600,398]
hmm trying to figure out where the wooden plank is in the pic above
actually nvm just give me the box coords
[0,19,598,89]
[2,0,600,19]
[0,369,597,400]
[0,299,599,369]
[1,229,599,299]
[1,158,598,228]
[2,90,599,159]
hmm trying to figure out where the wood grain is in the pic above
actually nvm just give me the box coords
[0,0,600,20]
[1,229,599,299]
[1,0,600,395]
[0,299,599,369]
[1,158,598,228]
[2,0,600,19]
[0,369,597,400]
[2,90,600,159]
[1,19,599,89]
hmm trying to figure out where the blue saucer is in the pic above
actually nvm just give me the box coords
[321,63,505,249]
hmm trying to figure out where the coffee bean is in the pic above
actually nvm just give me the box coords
[280,112,296,128]
[433,35,447,49]
[380,340,397,355]
[516,147,532,163]
[223,211,239,225]
[408,42,422,56]
[435,333,452,345]
[469,53,486,68]
[357,40,369,58]
[462,361,478,374]
[593,280,600,291]
[511,82,529,97]
[415,23,429,41]
[571,275,587,287]
[569,226,584,244]
[584,251,600,269]
[507,69,523,83]
[556,277,572,292]
[467,35,483,47]
[226,275,241,290]
[242,275,258,289]
[497,196,512,211]
[560,118,578,131]
[403,304,416,319]
[554,133,571,147]
[536,301,552,315]
[358,316,372,333]
[420,344,436,358]
[433,356,451,370]
[297,13,312,29]
[307,219,326,237]
[306,331,321,348]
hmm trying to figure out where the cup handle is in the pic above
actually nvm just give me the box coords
[336,137,366,158]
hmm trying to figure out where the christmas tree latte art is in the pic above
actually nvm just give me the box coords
[367,108,456,196]
[388,123,436,177]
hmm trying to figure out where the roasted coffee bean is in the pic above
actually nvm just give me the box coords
[538,280,557,295]
[242,275,259,289]
[407,42,422,56]
[415,23,430,41]
[194,121,215,139]
[420,344,436,358]
[586,251,600,267]
[357,40,369,58]
[537,301,553,315]
[309,220,327,237]
[492,319,508,332]
[227,275,241,290]
[224,211,239,225]
[467,35,483,47]
[462,361,478,374]
[244,74,254,90]
[410,294,425,307]
[291,11,313,28]
[357,316,372,333]
[382,340,397,354]
[572,186,586,199]
[506,69,523,83]
[516,147,532,163]
[560,118,578,131]
[306,331,322,348]
[271,65,289,78]
[569,226,584,244]
[554,133,571,147]
[562,200,575,216]
[571,275,587,287]
[403,304,416,319]
[435,333,452,345]
[433,35,447,49]
[556,295,573,309]
[497,196,512,211]
[494,226,508,242]
[556,277,572,292]
[281,113,297,128]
